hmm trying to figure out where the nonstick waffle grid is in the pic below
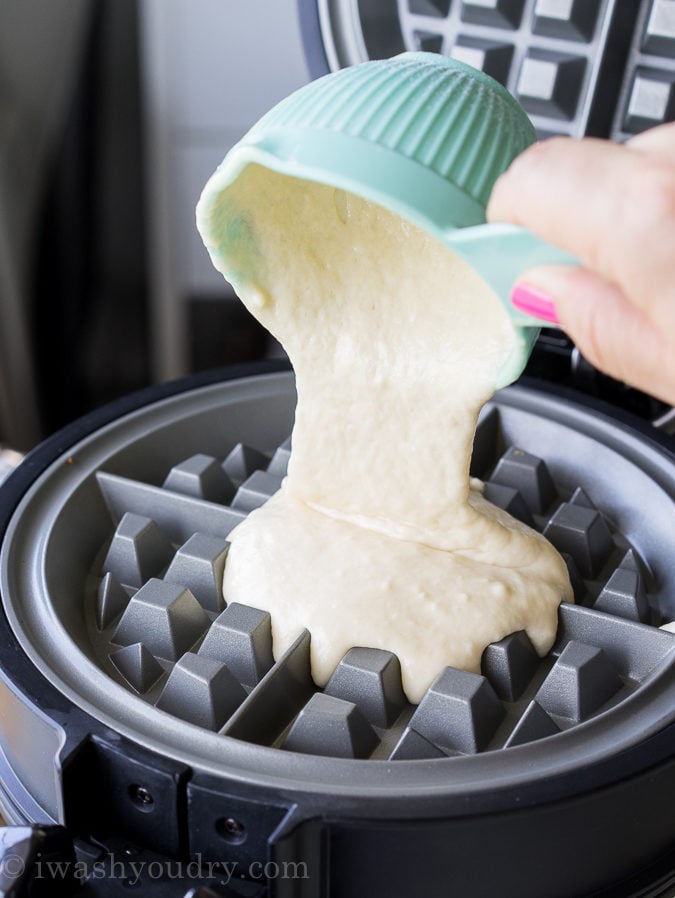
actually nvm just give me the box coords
[87,399,675,763]
[326,0,675,141]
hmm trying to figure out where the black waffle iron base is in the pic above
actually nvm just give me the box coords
[0,362,674,898]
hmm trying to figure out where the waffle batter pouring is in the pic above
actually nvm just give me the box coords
[198,165,573,703]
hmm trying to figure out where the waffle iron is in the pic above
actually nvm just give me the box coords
[0,361,674,897]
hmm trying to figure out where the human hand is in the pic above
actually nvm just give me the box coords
[486,123,675,406]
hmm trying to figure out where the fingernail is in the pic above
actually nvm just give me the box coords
[510,283,560,324]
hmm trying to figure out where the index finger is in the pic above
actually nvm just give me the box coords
[486,136,675,322]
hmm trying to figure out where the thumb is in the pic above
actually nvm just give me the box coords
[510,265,675,405]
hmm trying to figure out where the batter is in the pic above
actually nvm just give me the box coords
[198,165,572,703]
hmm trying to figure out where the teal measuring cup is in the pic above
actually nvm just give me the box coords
[197,52,576,388]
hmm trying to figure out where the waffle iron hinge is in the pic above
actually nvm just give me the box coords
[60,733,191,859]
[59,734,321,894]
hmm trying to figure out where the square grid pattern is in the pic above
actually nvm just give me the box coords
[87,410,675,762]
[398,0,675,138]
[613,0,675,137]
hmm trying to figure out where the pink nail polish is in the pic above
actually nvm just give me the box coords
[510,283,560,325]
